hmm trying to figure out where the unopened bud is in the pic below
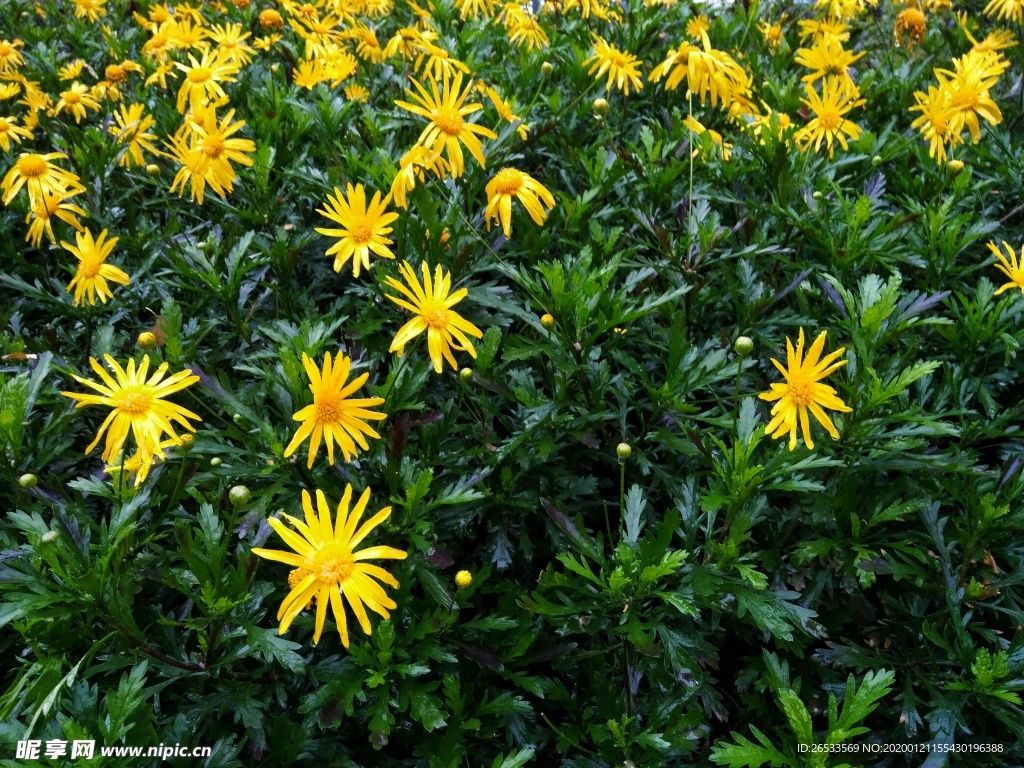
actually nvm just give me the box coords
[947,159,965,175]
[616,442,631,460]
[138,331,157,349]
[19,473,38,489]
[734,336,754,355]
[41,530,59,544]
[459,367,473,382]
[455,570,472,588]
[871,155,883,166]
[233,413,244,424]
[541,313,555,329]
[541,62,553,76]
[210,457,222,467]
[229,485,251,506]
[593,97,609,117]
[146,163,160,176]
[179,434,194,448]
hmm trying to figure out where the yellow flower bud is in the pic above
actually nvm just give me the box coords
[541,313,555,329]
[138,331,157,349]
[455,570,472,588]
[593,98,609,117]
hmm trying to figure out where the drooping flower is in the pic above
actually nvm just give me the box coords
[684,34,751,108]
[384,261,484,374]
[793,77,865,158]
[758,328,852,451]
[110,103,160,167]
[60,355,201,464]
[25,189,87,247]
[0,39,26,74]
[1,152,85,208]
[935,52,1003,143]
[284,351,387,468]
[484,168,555,237]
[894,8,927,49]
[315,184,399,278]
[394,72,497,178]
[252,486,407,647]
[684,115,733,160]
[584,35,644,95]
[909,85,960,164]
[990,241,1024,295]
[63,228,130,307]
[390,145,449,209]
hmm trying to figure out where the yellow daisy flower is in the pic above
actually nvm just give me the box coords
[251,486,407,647]
[584,35,644,95]
[52,82,101,123]
[62,228,131,307]
[909,85,960,164]
[484,167,555,237]
[394,72,496,178]
[0,116,32,152]
[315,184,399,277]
[793,77,865,158]
[174,50,239,114]
[60,355,201,465]
[110,103,160,168]
[25,189,87,248]
[1,152,85,208]
[0,39,26,73]
[283,351,387,468]
[384,261,484,374]
[758,329,852,451]
[990,241,1024,295]
[73,0,107,22]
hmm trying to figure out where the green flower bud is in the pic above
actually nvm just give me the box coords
[210,457,222,467]
[19,473,38,489]
[616,442,631,460]
[541,62,553,76]
[229,485,251,507]
[734,336,754,355]
[593,97,609,117]
[459,367,473,382]
[138,331,157,349]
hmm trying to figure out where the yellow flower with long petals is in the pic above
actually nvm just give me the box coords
[385,261,483,374]
[909,85,960,164]
[25,189,87,248]
[174,50,239,114]
[2,152,85,208]
[0,39,26,73]
[484,168,555,237]
[983,0,1023,22]
[284,351,387,468]
[110,103,160,167]
[759,329,852,451]
[390,145,449,209]
[0,116,32,152]
[52,82,101,123]
[584,35,644,95]
[395,72,497,178]
[794,77,865,158]
[252,486,407,647]
[990,241,1024,295]
[794,37,864,86]
[315,184,399,277]
[935,53,1003,143]
[61,355,201,464]
[73,0,107,21]
[63,228,130,307]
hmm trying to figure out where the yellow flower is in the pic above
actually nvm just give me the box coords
[395,72,497,178]
[684,34,750,108]
[208,23,256,65]
[983,0,1023,22]
[458,0,499,19]
[758,328,852,451]
[758,19,785,52]
[165,131,212,203]
[794,37,864,86]
[0,116,32,152]
[0,39,26,73]
[63,228,130,307]
[794,77,865,158]
[2,152,85,208]
[684,115,732,160]
[59,60,86,81]
[284,351,387,468]
[935,52,1003,143]
[649,41,698,91]
[584,35,643,95]
[60,355,201,465]
[455,570,472,588]
[390,145,449,209]
[251,486,407,647]
[73,0,107,21]
[186,105,256,195]
[909,85,960,164]
[174,50,239,114]
[508,17,549,51]
[894,8,927,49]
[484,168,555,237]
[259,8,285,29]
[345,83,369,102]
[686,15,710,40]
[24,189,87,247]
[110,103,159,168]
[414,42,470,82]
[106,438,179,487]
[315,183,399,277]
[384,261,484,374]
[52,82,101,123]
[293,58,326,89]
[990,241,1024,295]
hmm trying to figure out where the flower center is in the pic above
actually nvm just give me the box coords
[0,43,11,56]
[949,87,977,111]
[787,380,815,407]
[17,154,48,178]
[312,542,355,583]
[493,169,523,196]
[315,394,345,423]
[433,107,464,136]
[119,390,153,416]
[105,64,126,82]
[63,91,81,105]
[188,66,212,83]
[0,121,9,134]
[818,109,841,131]
[423,308,447,329]
[348,219,374,244]
[201,136,226,159]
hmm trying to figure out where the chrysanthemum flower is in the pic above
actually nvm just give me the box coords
[395,72,497,178]
[793,77,865,158]
[315,184,399,277]
[110,103,160,167]
[484,168,555,237]
[321,46,358,87]
[73,0,107,22]
[209,23,256,64]
[61,355,201,465]
[174,50,239,114]
[686,15,711,40]
[797,18,850,44]
[794,37,864,86]
[458,0,500,20]
[649,41,698,91]
[894,8,927,49]
[344,83,369,102]
[52,82,101,123]
[63,228,130,307]
[284,351,387,468]
[0,116,32,152]
[165,131,212,203]
[186,105,256,194]
[584,35,644,95]
[983,0,1023,22]
[385,261,483,374]
[293,58,326,89]
[107,438,179,487]
[25,189,87,248]
[252,486,407,647]
[909,85,960,164]
[259,8,285,29]
[0,39,25,73]
[414,42,470,83]
[758,328,852,451]
[59,60,86,81]
[1,152,85,208]
[390,145,449,209]
[508,17,549,51]
[935,53,1003,143]
[684,34,750,108]
[758,19,785,51]
[990,241,1024,295]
